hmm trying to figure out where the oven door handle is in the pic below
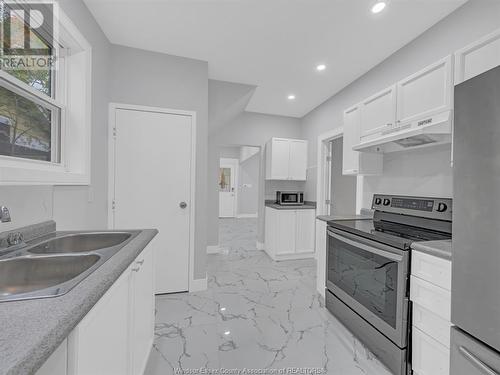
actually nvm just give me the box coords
[327,230,403,262]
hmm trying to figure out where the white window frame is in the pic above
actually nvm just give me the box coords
[0,5,92,185]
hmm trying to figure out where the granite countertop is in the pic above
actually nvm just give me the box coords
[411,239,452,260]
[317,208,374,222]
[265,201,316,210]
[0,221,158,375]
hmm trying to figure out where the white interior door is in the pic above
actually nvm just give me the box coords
[111,107,193,294]
[219,158,238,218]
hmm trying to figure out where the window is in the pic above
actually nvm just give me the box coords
[0,2,92,185]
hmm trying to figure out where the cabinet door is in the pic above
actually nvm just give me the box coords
[455,28,500,84]
[288,140,307,180]
[342,105,361,175]
[68,268,130,375]
[295,210,315,253]
[264,207,276,257]
[130,246,155,375]
[36,340,67,375]
[268,138,290,180]
[397,56,453,125]
[412,327,450,375]
[343,106,383,176]
[359,85,397,142]
[276,210,296,255]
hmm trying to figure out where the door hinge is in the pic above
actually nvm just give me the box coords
[325,199,331,205]
[112,200,116,210]
[113,127,117,138]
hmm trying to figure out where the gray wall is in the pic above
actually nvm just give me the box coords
[300,0,500,206]
[238,152,259,216]
[208,112,302,246]
[109,45,209,280]
[330,138,356,215]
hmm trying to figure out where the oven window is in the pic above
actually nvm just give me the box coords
[282,194,297,203]
[328,234,398,328]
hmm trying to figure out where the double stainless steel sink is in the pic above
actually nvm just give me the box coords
[0,231,139,302]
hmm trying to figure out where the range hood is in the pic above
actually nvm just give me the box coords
[353,110,452,153]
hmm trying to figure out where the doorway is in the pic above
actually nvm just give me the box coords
[108,103,196,295]
[329,137,356,215]
[219,158,238,218]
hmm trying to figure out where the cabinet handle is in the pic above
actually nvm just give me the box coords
[136,260,144,265]
[459,346,500,375]
[132,267,140,272]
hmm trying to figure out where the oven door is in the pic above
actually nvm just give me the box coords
[280,193,299,205]
[326,228,409,347]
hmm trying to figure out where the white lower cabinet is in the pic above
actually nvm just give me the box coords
[36,340,68,375]
[264,207,315,261]
[65,244,154,375]
[410,249,452,375]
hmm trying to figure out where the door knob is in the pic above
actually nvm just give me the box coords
[179,202,187,209]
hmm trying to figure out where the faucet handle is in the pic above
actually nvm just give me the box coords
[7,232,23,246]
[0,206,11,223]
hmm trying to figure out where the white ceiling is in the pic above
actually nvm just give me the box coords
[84,0,466,118]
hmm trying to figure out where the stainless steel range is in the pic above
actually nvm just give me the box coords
[325,194,452,375]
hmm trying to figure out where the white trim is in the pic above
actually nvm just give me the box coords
[207,245,220,254]
[256,241,265,250]
[316,127,344,216]
[236,213,258,218]
[107,102,197,295]
[189,277,207,293]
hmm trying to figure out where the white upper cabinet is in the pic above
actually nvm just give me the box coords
[288,139,308,180]
[343,105,383,175]
[455,28,500,85]
[359,85,397,143]
[397,55,453,125]
[265,138,308,180]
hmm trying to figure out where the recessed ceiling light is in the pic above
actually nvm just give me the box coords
[288,94,296,100]
[224,331,231,335]
[220,307,226,311]
[316,64,326,71]
[371,1,387,14]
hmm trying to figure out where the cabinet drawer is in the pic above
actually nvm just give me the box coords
[410,275,451,321]
[411,250,451,291]
[413,302,452,348]
[412,327,450,375]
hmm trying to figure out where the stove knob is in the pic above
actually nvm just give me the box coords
[374,198,382,205]
[436,202,448,212]
[383,199,391,206]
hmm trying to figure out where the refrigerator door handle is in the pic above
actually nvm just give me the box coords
[459,346,500,375]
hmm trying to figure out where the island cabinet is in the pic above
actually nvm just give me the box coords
[264,207,315,261]
[35,243,155,375]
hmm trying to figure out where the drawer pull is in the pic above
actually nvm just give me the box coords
[459,346,499,375]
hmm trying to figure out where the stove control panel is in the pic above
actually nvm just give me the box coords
[371,194,452,221]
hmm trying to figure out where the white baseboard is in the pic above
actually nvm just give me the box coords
[236,213,258,218]
[256,241,265,250]
[189,277,207,292]
[206,245,220,254]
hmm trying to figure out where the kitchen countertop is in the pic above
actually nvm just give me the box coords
[265,201,316,210]
[411,239,452,260]
[0,221,158,375]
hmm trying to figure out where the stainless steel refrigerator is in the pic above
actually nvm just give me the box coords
[451,64,500,374]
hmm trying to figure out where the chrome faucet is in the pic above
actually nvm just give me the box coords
[0,206,11,223]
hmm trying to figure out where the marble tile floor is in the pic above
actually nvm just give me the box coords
[145,218,392,375]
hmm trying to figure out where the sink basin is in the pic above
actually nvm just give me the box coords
[0,254,101,301]
[28,232,132,254]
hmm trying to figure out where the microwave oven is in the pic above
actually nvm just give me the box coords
[276,191,304,206]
